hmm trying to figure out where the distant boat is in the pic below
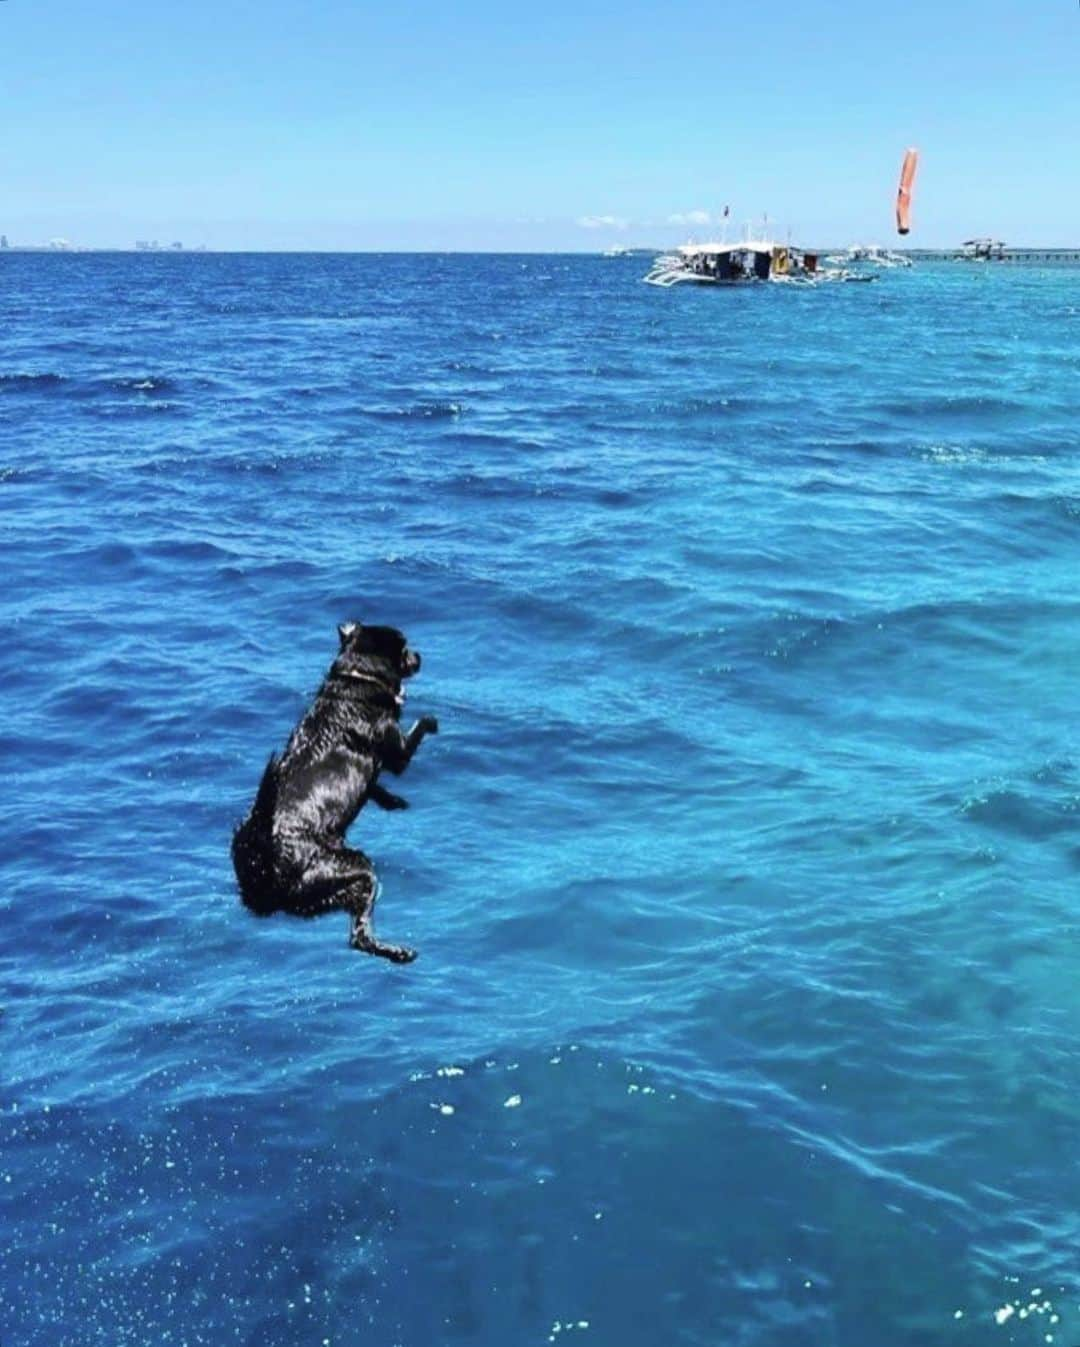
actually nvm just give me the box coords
[960,237,1006,261]
[827,244,913,269]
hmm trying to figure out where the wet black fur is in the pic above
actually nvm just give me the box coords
[231,622,437,963]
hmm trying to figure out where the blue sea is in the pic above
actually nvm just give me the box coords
[3,252,1079,1346]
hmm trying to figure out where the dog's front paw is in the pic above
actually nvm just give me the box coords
[420,716,439,735]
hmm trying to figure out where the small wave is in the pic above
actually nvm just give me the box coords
[144,538,237,565]
[442,471,536,501]
[0,371,66,391]
[434,429,547,452]
[882,393,1030,418]
[362,400,465,421]
[922,444,991,466]
[79,540,140,569]
[439,359,498,376]
[959,760,1080,841]
[986,491,1080,532]
[960,787,1077,840]
[0,465,37,484]
[221,557,321,582]
[83,400,182,418]
[740,596,1079,677]
[105,375,177,394]
[651,394,757,417]
[0,371,180,399]
[130,449,303,479]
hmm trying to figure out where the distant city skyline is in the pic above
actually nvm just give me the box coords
[2,0,1077,251]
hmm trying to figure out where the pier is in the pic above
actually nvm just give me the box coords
[900,247,1080,265]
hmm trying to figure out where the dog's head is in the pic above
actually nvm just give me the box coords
[336,622,421,680]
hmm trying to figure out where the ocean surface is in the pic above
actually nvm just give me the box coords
[2,252,1079,1346]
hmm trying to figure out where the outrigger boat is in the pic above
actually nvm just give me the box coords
[644,237,874,287]
[826,244,913,268]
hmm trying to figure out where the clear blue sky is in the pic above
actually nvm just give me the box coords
[2,0,1076,249]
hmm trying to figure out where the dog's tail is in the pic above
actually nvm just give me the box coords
[231,754,281,915]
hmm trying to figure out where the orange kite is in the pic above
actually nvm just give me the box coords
[896,148,919,235]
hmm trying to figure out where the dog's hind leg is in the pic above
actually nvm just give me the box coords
[286,848,416,964]
[287,848,376,919]
[344,874,417,964]
[366,782,409,811]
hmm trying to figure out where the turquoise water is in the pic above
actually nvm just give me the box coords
[3,253,1079,1345]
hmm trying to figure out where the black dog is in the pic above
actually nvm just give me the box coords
[231,622,437,963]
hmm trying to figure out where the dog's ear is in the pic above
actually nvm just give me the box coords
[338,622,362,648]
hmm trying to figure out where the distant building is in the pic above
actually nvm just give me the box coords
[0,235,8,249]
[171,242,183,250]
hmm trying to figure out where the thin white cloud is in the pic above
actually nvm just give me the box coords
[576,214,630,231]
[667,209,712,227]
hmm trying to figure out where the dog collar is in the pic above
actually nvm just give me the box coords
[339,669,404,709]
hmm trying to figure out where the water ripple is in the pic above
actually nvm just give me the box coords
[2,253,1079,1346]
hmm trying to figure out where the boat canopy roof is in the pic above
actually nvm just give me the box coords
[677,240,777,256]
